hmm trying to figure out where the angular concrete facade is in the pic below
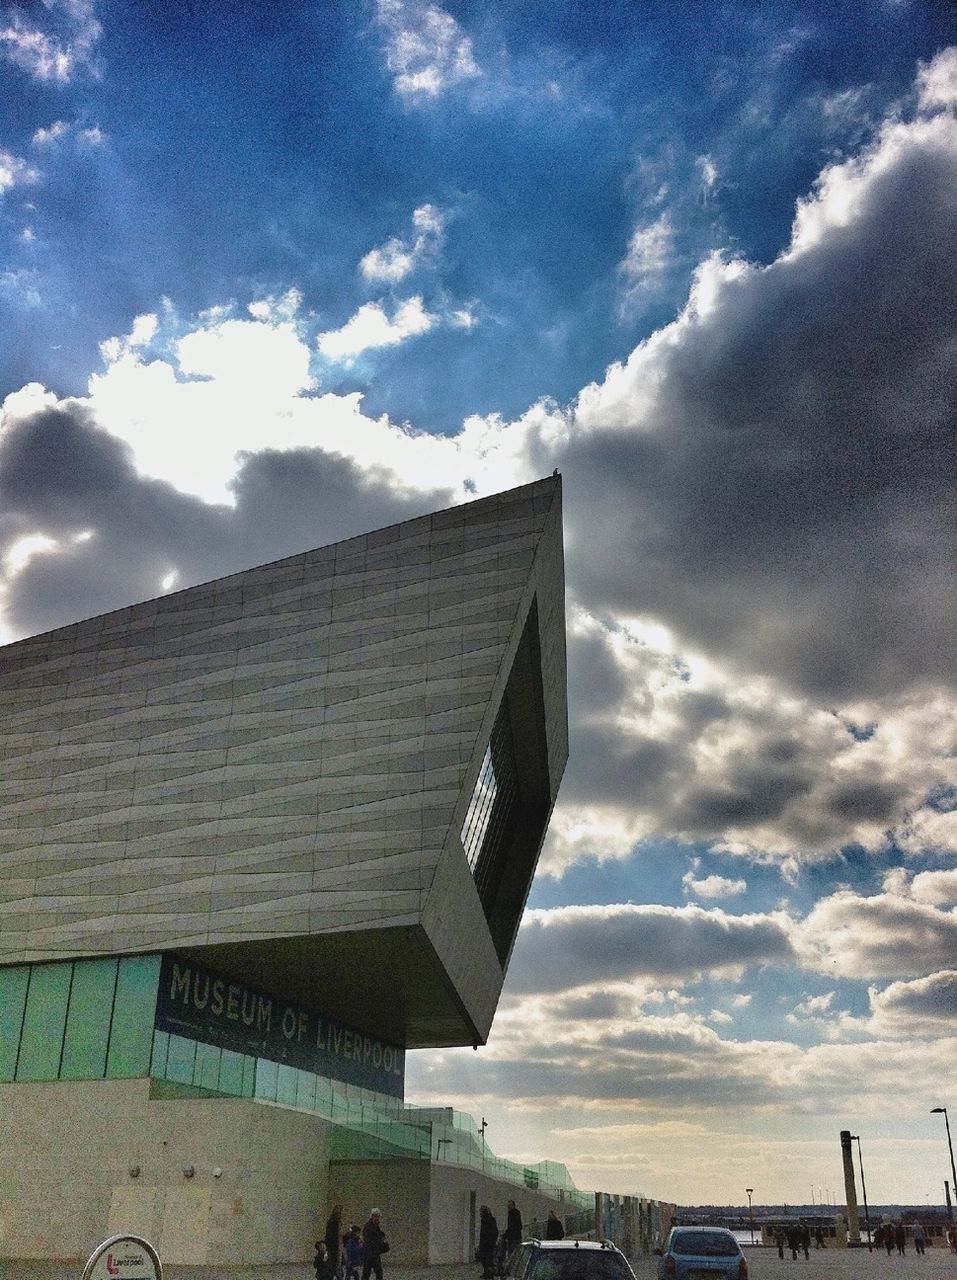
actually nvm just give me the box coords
[0,476,567,1049]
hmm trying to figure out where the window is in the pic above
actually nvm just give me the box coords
[461,700,519,903]
[0,965,29,1081]
[106,954,161,1078]
[61,958,117,1079]
[16,962,72,1081]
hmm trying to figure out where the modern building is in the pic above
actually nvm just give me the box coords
[0,477,572,1265]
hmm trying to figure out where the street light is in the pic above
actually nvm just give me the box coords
[931,1107,957,1224]
[850,1135,872,1251]
[746,1188,754,1246]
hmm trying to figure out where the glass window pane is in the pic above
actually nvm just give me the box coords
[297,1067,317,1111]
[219,1048,245,1096]
[166,1034,197,1084]
[16,962,72,1081]
[241,1053,256,1098]
[194,1041,221,1091]
[255,1057,278,1101]
[277,1063,297,1106]
[107,954,160,1078]
[151,1029,170,1078]
[61,958,117,1080]
[0,965,30,1082]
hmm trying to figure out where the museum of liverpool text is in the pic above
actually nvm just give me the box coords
[0,477,571,1265]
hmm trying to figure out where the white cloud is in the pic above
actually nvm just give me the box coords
[731,993,753,1008]
[868,970,957,1036]
[619,214,674,290]
[32,120,71,146]
[317,295,436,362]
[376,0,480,99]
[0,149,38,195]
[797,889,957,979]
[1,0,101,83]
[917,46,957,112]
[683,872,748,900]
[359,203,446,283]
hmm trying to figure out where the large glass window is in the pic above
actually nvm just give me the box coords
[0,965,29,1081]
[16,962,72,1081]
[461,701,519,903]
[61,958,118,1080]
[106,954,161,1078]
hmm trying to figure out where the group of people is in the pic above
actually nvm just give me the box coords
[316,1205,389,1280]
[477,1201,566,1278]
[774,1223,812,1260]
[874,1220,925,1255]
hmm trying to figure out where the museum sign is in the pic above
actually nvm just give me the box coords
[155,954,405,1098]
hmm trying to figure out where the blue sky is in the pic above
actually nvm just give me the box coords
[2,0,956,1206]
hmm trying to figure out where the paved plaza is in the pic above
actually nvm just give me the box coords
[6,1249,957,1280]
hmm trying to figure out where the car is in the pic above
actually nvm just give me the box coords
[507,1238,638,1280]
[655,1226,748,1280]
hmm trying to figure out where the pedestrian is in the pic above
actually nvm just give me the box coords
[799,1222,810,1260]
[478,1205,498,1280]
[325,1205,344,1280]
[912,1221,926,1255]
[785,1224,798,1261]
[506,1200,523,1256]
[344,1226,363,1280]
[775,1227,785,1260]
[362,1209,389,1280]
[895,1222,906,1256]
[545,1211,565,1240]
[948,1224,957,1252]
[314,1243,334,1280]
[814,1226,824,1249]
[885,1222,895,1256]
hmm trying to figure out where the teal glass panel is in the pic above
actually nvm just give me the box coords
[276,1063,297,1106]
[296,1068,317,1111]
[0,965,30,1082]
[219,1048,245,1096]
[151,1029,170,1077]
[16,962,72,1081]
[241,1053,256,1098]
[60,958,117,1080]
[106,954,160,1078]
[194,1041,221,1091]
[165,1034,197,1084]
[254,1057,277,1101]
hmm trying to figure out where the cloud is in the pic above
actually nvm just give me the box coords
[359,204,446,284]
[619,214,674,291]
[1,0,101,83]
[683,872,748,900]
[0,149,38,195]
[375,0,480,99]
[32,118,104,148]
[317,296,436,363]
[868,970,957,1036]
[797,889,957,979]
[507,903,794,993]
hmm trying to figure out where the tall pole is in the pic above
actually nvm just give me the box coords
[840,1131,862,1246]
[852,1135,872,1251]
[746,1189,754,1245]
[931,1109,957,1225]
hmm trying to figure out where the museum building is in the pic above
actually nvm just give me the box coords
[0,477,577,1265]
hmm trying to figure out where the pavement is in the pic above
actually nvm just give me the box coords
[5,1249,957,1280]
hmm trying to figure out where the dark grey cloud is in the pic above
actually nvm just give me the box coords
[799,890,957,978]
[508,904,794,993]
[870,969,957,1030]
[0,400,452,637]
[564,116,957,705]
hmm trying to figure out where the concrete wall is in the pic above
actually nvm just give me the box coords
[0,1078,332,1265]
[330,1157,580,1266]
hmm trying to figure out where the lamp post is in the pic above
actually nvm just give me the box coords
[479,1116,488,1171]
[746,1188,754,1246]
[850,1135,872,1251]
[931,1107,957,1224]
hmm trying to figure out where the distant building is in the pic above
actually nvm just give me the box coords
[0,478,572,1265]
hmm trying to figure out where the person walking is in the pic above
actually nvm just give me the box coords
[325,1205,344,1280]
[895,1222,906,1256]
[774,1227,785,1260]
[506,1200,523,1255]
[799,1222,810,1260]
[478,1205,499,1280]
[912,1221,926,1255]
[362,1209,388,1280]
[814,1226,824,1249]
[545,1211,565,1240]
[343,1226,363,1280]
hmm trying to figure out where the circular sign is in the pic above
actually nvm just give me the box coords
[81,1234,162,1280]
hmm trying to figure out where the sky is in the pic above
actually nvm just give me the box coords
[1,0,956,1210]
